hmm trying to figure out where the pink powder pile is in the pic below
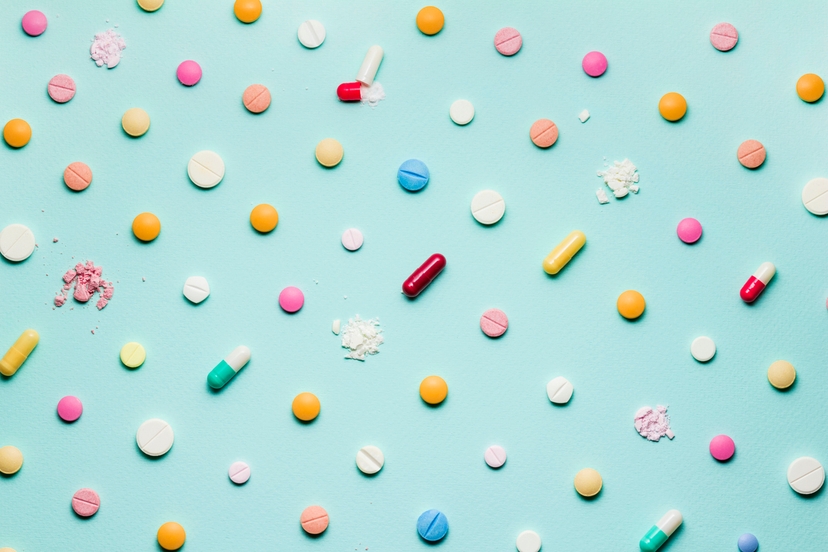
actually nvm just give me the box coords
[90,29,126,68]
[54,261,114,310]
[634,405,675,441]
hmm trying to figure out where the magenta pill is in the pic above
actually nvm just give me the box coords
[177,60,202,86]
[582,51,607,77]
[22,10,47,36]
[279,286,304,313]
[710,23,738,52]
[676,218,702,244]
[709,434,735,461]
[48,74,76,103]
[72,488,100,517]
[57,395,83,422]
[484,445,507,468]
[480,308,508,338]
[494,27,522,56]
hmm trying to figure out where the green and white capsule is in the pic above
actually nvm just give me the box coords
[207,346,250,389]
[639,509,682,551]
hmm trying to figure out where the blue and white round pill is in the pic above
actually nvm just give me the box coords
[417,509,448,542]
[397,159,429,192]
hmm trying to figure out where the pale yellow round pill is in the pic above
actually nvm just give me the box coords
[0,445,24,475]
[574,468,602,497]
[0,547,18,552]
[315,138,343,168]
[120,342,146,369]
[768,360,796,389]
[137,0,164,11]
[122,108,151,137]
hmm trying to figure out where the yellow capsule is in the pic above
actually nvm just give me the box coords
[543,231,586,275]
[0,329,39,376]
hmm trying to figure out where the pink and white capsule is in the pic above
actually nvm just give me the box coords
[740,262,775,303]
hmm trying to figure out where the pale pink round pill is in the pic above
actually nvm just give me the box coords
[71,488,100,517]
[177,60,202,86]
[676,218,702,244]
[494,27,522,56]
[480,308,508,338]
[22,10,47,36]
[582,51,607,77]
[710,23,738,52]
[279,286,304,313]
[48,74,76,103]
[341,228,364,251]
[229,461,250,484]
[709,434,735,461]
[484,445,507,468]
[57,395,83,422]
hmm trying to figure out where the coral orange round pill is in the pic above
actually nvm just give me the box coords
[420,375,448,405]
[132,212,161,242]
[617,290,646,319]
[157,521,186,550]
[797,73,824,103]
[658,92,687,121]
[292,392,320,421]
[3,119,31,148]
[416,6,444,35]
[234,0,262,23]
[250,204,278,233]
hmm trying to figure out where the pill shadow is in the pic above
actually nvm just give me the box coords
[418,533,449,546]
[575,489,602,502]
[71,505,96,522]
[795,481,825,499]
[135,441,169,462]
[712,449,737,464]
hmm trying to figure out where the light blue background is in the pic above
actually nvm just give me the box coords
[2,0,828,550]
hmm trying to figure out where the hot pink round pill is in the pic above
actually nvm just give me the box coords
[484,445,507,468]
[676,218,703,244]
[582,51,607,77]
[57,395,83,422]
[709,434,735,461]
[72,488,100,517]
[22,10,47,36]
[710,22,738,52]
[494,27,522,56]
[279,286,304,313]
[177,60,202,86]
[480,308,508,338]
[48,74,76,103]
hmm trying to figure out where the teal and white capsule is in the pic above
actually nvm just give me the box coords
[640,509,682,551]
[207,346,250,389]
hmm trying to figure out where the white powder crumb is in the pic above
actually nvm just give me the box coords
[332,319,341,335]
[52,237,58,243]
[614,187,629,198]
[630,184,640,193]
[596,189,609,204]
[90,29,126,68]
[341,315,383,361]
[597,159,640,200]
[361,81,385,107]
[579,109,590,123]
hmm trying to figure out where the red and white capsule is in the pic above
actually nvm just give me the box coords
[740,262,775,303]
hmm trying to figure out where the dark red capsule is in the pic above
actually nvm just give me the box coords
[402,254,446,298]
[337,81,362,102]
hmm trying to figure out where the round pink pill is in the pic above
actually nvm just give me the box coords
[279,286,304,313]
[229,461,250,484]
[676,218,703,244]
[494,27,522,56]
[48,74,76,103]
[480,308,508,338]
[710,23,738,52]
[72,488,100,517]
[484,445,507,468]
[57,395,83,422]
[22,10,47,36]
[582,51,607,77]
[709,434,735,461]
[177,60,202,86]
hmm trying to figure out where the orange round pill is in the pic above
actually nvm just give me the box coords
[292,392,320,422]
[4,118,31,148]
[416,6,444,35]
[243,84,271,113]
[737,140,766,169]
[659,92,687,121]
[132,212,161,242]
[797,73,824,103]
[157,521,186,550]
[617,290,646,320]
[250,204,278,233]
[64,162,93,191]
[419,375,448,405]
[530,119,558,148]
[234,0,261,23]
[300,505,329,535]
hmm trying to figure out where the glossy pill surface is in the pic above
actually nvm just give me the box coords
[402,253,446,297]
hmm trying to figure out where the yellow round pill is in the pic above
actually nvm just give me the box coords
[617,290,646,320]
[0,445,23,475]
[157,521,186,551]
[768,360,796,390]
[292,392,320,422]
[122,108,150,137]
[120,342,146,369]
[250,204,279,233]
[416,6,444,35]
[0,547,18,552]
[137,0,164,11]
[797,73,824,103]
[574,468,602,497]
[315,138,343,168]
[132,212,161,242]
[234,0,262,23]
[3,118,31,148]
[419,375,448,405]
[658,92,687,121]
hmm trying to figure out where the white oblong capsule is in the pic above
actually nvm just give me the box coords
[657,510,682,536]
[356,45,383,86]
[226,346,251,371]
[753,262,776,285]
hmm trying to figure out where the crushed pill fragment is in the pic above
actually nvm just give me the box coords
[597,159,640,200]
[340,315,383,360]
[332,319,341,335]
[361,82,386,107]
[578,109,590,123]
[634,405,674,441]
[54,261,114,310]
[596,188,609,204]
[90,29,126,68]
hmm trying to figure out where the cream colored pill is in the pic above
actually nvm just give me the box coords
[297,20,326,48]
[136,418,174,457]
[546,376,573,404]
[691,336,716,362]
[450,99,475,125]
[768,360,796,389]
[120,342,146,368]
[802,177,828,215]
[471,190,505,225]
[0,224,35,262]
[187,151,225,189]
[183,276,210,304]
[356,445,384,475]
[516,530,542,552]
[788,456,824,495]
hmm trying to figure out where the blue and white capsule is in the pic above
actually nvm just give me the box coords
[207,346,250,389]
[640,509,682,551]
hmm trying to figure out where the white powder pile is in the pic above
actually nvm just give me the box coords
[361,82,386,107]
[341,315,383,360]
[90,29,126,68]
[597,159,640,202]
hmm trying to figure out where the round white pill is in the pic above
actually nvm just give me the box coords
[546,376,573,404]
[484,445,506,468]
[802,177,828,215]
[297,20,326,49]
[229,461,250,484]
[188,150,225,189]
[0,224,35,262]
[183,276,210,304]
[341,228,364,251]
[516,530,542,552]
[356,445,384,475]
[450,99,475,125]
[471,190,505,225]
[788,456,825,495]
[691,336,716,362]
[136,418,174,457]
